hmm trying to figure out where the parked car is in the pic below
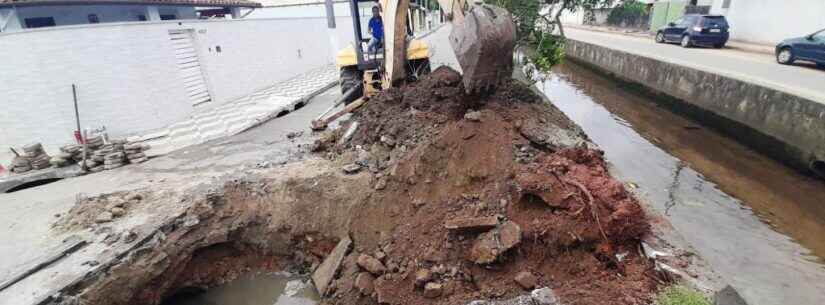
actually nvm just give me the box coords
[655,14,730,48]
[776,29,825,67]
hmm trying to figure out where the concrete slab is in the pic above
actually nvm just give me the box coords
[312,236,352,296]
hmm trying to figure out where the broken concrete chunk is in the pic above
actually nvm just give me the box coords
[444,216,499,232]
[531,287,560,305]
[423,282,443,298]
[380,135,397,147]
[110,207,126,218]
[312,236,352,296]
[464,111,482,122]
[357,254,386,275]
[374,178,387,190]
[355,272,375,295]
[342,164,362,174]
[470,221,522,264]
[514,271,538,289]
[95,212,113,223]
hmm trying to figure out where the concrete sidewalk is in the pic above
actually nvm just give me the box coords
[565,24,776,55]
[131,64,339,156]
[564,26,825,104]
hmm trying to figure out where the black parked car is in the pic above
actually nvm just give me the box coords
[655,14,730,48]
[776,29,825,67]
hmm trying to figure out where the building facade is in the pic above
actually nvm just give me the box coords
[0,0,261,33]
[708,0,825,44]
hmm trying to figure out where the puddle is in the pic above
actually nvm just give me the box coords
[531,61,825,305]
[164,272,319,305]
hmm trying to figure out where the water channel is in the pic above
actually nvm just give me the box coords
[164,272,319,305]
[537,61,825,304]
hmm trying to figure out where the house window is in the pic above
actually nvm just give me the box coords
[137,15,147,21]
[160,14,177,20]
[722,0,732,8]
[88,14,99,24]
[24,17,56,28]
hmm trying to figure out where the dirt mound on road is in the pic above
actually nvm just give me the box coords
[318,67,659,305]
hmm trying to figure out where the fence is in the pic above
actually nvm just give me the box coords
[649,1,686,32]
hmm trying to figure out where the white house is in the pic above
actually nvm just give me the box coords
[708,0,825,44]
[0,0,261,33]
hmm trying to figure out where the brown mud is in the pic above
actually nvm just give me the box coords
[53,67,662,305]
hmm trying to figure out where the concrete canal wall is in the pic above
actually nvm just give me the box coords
[564,39,825,177]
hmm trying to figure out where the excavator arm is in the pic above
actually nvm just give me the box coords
[381,0,516,92]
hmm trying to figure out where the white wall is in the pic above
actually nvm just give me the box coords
[710,0,825,44]
[0,17,348,166]
[15,5,196,27]
[0,8,23,32]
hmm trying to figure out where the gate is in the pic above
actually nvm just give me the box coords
[168,29,213,106]
[649,1,687,32]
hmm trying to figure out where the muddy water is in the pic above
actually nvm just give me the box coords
[165,273,319,305]
[534,61,825,304]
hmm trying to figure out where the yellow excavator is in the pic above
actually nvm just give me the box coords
[311,0,517,129]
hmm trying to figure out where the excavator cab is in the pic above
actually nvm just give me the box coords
[334,0,431,103]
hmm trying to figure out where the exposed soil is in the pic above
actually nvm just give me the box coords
[53,67,661,305]
[315,67,659,305]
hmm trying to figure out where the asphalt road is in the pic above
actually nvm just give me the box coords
[565,28,825,103]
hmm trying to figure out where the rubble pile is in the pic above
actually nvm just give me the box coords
[313,67,659,305]
[6,136,150,175]
[53,191,145,231]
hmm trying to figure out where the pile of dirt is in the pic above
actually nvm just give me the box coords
[52,191,148,232]
[315,67,660,305]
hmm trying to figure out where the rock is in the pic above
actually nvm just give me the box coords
[123,231,138,243]
[464,111,482,122]
[355,272,375,295]
[444,216,499,232]
[414,269,433,287]
[514,271,538,289]
[374,250,386,262]
[286,131,304,139]
[110,207,126,217]
[312,236,352,296]
[342,164,362,174]
[431,264,447,275]
[126,193,143,202]
[531,287,560,305]
[499,221,522,250]
[470,221,522,264]
[357,254,386,275]
[95,212,113,223]
[375,178,387,190]
[412,199,426,208]
[423,282,443,298]
[380,135,396,147]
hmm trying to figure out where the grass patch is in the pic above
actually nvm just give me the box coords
[656,285,713,305]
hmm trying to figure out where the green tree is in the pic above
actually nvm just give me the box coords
[486,0,615,72]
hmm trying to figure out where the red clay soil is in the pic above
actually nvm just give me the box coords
[318,67,660,305]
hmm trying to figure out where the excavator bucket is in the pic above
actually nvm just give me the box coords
[449,4,517,93]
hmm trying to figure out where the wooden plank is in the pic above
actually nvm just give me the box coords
[0,236,87,292]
